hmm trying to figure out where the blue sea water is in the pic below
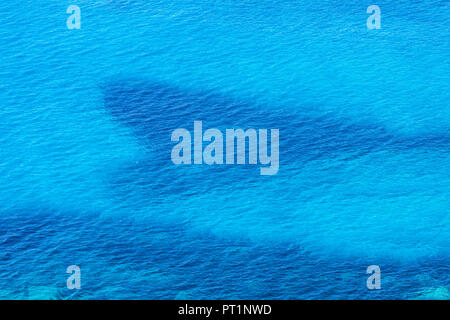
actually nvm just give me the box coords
[0,0,449,299]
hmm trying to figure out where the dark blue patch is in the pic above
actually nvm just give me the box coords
[102,79,449,199]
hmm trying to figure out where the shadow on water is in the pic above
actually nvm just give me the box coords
[101,78,449,199]
[0,79,447,299]
[1,208,448,299]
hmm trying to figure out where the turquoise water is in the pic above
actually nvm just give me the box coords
[0,0,449,299]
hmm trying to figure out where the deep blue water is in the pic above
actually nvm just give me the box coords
[0,1,449,299]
